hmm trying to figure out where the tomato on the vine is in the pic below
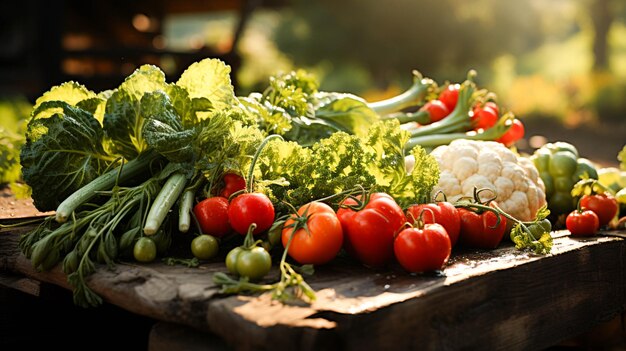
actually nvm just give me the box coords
[457,205,507,249]
[471,104,498,130]
[419,100,450,123]
[394,223,451,273]
[226,246,272,280]
[220,173,246,199]
[580,194,618,227]
[566,209,600,236]
[484,101,499,116]
[337,193,406,267]
[438,83,460,111]
[191,234,219,260]
[406,202,460,246]
[228,193,275,235]
[497,118,525,147]
[282,201,343,265]
[193,197,231,237]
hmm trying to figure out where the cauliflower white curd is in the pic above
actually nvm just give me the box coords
[429,139,547,222]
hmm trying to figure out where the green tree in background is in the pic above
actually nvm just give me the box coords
[273,0,544,90]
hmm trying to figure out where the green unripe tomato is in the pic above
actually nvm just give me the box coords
[549,151,578,177]
[235,247,272,281]
[225,246,272,280]
[191,235,219,260]
[134,237,157,263]
[225,247,244,275]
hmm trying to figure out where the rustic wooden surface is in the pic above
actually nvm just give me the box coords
[1,224,625,351]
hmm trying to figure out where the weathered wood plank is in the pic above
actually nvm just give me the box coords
[1,226,625,351]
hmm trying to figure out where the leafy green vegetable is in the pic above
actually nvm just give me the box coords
[363,119,440,206]
[103,65,168,159]
[20,101,119,211]
[257,119,439,209]
[142,91,197,163]
[176,58,235,112]
[241,69,383,147]
[32,82,98,120]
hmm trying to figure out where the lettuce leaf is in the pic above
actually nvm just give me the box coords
[257,119,439,209]
[365,119,440,206]
[176,58,235,113]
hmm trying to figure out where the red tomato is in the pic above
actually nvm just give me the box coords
[566,209,600,236]
[394,223,451,273]
[580,194,618,227]
[219,173,246,199]
[193,197,231,237]
[471,104,498,130]
[228,193,275,235]
[419,100,450,123]
[496,118,525,147]
[281,202,343,265]
[337,193,406,267]
[438,84,460,111]
[457,206,507,249]
[484,101,500,116]
[406,202,460,246]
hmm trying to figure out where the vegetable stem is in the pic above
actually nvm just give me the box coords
[178,189,195,233]
[55,150,160,223]
[405,115,511,151]
[144,172,188,235]
[367,71,434,116]
[247,134,284,193]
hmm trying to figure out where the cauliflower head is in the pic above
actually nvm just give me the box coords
[430,139,546,221]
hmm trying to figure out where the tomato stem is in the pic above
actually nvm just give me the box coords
[246,134,284,193]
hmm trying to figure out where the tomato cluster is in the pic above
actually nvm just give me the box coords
[566,193,618,236]
[419,83,524,146]
[193,173,275,238]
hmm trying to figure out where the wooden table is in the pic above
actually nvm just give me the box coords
[1,223,625,351]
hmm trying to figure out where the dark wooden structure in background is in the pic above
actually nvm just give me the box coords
[0,0,286,101]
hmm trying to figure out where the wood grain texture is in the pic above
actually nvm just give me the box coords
[1,227,625,351]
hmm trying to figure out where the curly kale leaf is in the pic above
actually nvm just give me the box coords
[257,132,375,209]
[20,101,117,211]
[364,119,440,207]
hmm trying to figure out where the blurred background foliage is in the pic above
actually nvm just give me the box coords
[0,0,624,163]
[226,0,626,128]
